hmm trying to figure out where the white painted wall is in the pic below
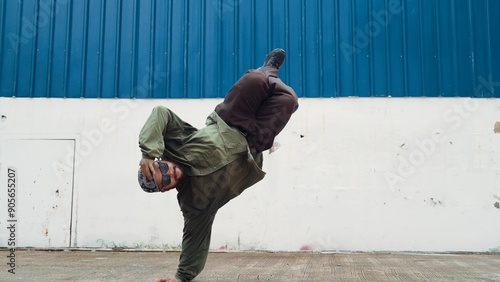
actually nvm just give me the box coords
[0,97,499,252]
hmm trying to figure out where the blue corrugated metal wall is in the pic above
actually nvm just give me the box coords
[1,0,499,98]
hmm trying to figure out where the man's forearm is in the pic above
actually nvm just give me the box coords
[175,212,216,282]
[139,106,169,158]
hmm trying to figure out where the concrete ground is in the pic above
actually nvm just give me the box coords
[1,249,499,281]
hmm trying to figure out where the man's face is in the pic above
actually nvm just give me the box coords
[153,160,184,192]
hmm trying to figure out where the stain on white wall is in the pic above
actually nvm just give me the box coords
[0,97,499,252]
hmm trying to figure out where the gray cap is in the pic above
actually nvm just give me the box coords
[137,169,160,193]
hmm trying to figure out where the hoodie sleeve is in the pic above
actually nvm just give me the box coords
[138,106,171,159]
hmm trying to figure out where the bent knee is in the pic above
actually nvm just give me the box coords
[273,93,299,113]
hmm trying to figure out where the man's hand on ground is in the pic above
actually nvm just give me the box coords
[155,277,178,282]
[139,157,155,180]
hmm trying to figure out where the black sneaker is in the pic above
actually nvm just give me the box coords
[262,48,286,69]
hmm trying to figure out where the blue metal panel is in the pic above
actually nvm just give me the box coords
[472,0,493,97]
[287,0,304,97]
[490,0,500,97]
[0,0,499,98]
[387,0,405,97]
